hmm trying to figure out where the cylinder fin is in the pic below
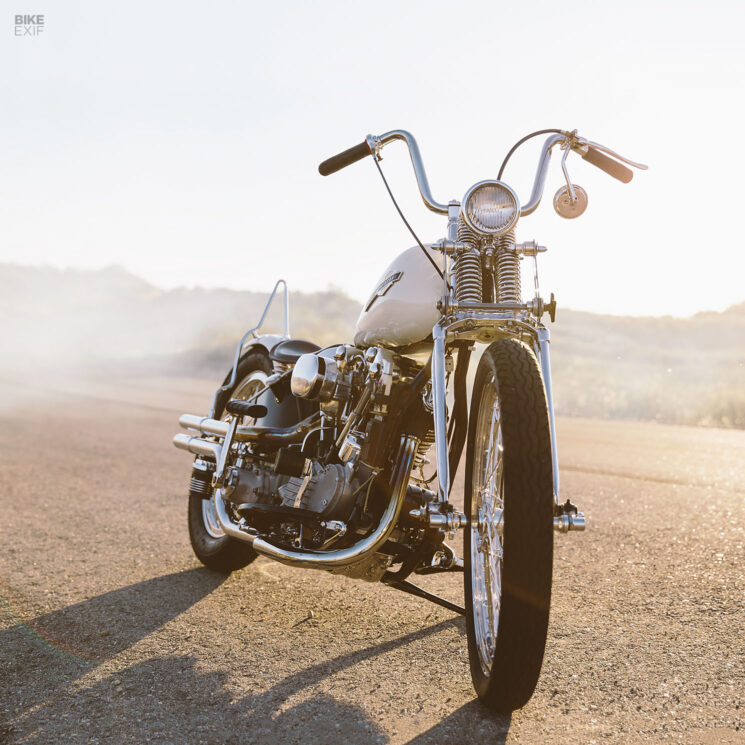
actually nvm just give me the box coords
[414,428,435,466]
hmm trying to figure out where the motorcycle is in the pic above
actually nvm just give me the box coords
[173,128,646,712]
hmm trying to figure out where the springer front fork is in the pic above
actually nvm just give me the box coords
[534,326,560,500]
[428,321,586,533]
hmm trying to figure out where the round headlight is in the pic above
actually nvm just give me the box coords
[462,180,520,236]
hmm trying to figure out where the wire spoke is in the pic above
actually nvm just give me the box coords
[470,375,505,676]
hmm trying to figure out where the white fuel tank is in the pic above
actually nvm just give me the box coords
[354,246,442,349]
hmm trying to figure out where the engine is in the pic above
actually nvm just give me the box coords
[212,344,431,550]
[278,464,354,514]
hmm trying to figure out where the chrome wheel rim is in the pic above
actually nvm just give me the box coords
[202,494,225,539]
[470,373,505,676]
[202,368,268,540]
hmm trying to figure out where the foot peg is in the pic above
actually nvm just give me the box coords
[553,499,586,533]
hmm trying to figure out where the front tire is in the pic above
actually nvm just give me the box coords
[464,338,554,712]
[188,350,271,573]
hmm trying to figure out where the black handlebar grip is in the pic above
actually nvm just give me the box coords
[318,141,371,176]
[581,146,633,183]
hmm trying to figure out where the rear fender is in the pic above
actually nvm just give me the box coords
[236,333,287,365]
[222,334,318,430]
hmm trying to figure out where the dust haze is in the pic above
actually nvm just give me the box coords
[2,263,743,428]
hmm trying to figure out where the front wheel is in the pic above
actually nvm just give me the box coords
[464,338,554,713]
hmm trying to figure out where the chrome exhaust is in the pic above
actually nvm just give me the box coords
[213,435,419,570]
[179,414,229,438]
[173,433,222,460]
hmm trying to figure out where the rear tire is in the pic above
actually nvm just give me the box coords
[464,338,554,712]
[188,350,272,573]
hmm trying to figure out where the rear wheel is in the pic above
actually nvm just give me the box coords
[464,338,554,712]
[188,350,271,573]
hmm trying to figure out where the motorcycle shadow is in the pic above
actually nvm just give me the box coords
[240,617,510,745]
[0,569,225,726]
[1,570,508,744]
[2,651,387,744]
[403,701,511,745]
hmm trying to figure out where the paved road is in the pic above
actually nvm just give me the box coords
[1,375,743,744]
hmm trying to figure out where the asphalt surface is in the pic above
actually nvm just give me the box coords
[0,375,743,744]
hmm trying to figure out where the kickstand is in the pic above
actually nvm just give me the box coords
[386,579,465,616]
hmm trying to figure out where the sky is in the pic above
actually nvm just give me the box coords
[1,0,744,317]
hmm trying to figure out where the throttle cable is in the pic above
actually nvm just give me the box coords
[372,156,445,280]
[498,128,564,180]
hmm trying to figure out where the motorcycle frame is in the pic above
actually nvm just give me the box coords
[211,277,562,508]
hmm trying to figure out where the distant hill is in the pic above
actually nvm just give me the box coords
[0,263,361,373]
[2,263,743,428]
[550,305,745,427]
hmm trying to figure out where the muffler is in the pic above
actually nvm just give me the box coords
[179,414,229,438]
[173,433,222,460]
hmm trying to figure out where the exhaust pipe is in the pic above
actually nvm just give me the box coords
[179,414,229,438]
[174,414,419,570]
[173,433,222,461]
[213,435,419,570]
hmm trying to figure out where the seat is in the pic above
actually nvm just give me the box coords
[269,338,321,365]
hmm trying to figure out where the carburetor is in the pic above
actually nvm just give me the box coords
[289,343,406,418]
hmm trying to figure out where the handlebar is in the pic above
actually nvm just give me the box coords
[520,134,567,216]
[319,130,450,214]
[319,128,646,219]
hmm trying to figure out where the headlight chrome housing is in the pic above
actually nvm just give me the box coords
[462,180,520,236]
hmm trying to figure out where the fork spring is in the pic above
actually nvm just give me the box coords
[495,230,521,303]
[452,217,483,303]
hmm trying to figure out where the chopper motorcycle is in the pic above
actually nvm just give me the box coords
[173,128,646,712]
